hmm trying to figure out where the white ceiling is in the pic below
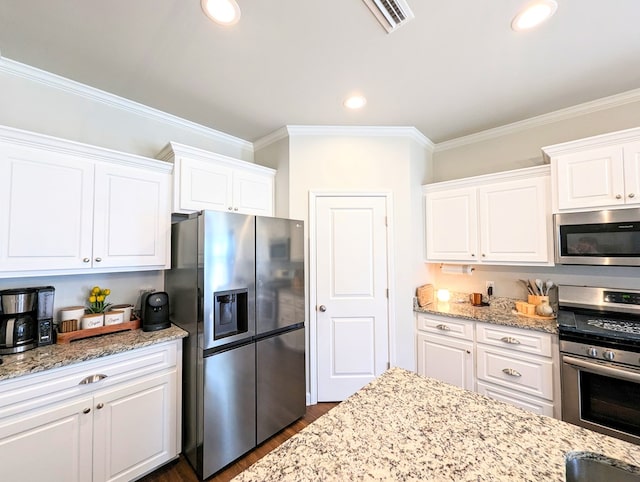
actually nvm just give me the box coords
[0,0,639,144]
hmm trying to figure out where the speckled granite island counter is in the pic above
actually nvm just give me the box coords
[234,368,640,481]
[415,296,558,334]
[0,324,187,382]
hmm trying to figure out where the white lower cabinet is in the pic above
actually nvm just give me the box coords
[416,316,475,391]
[0,340,181,482]
[416,314,559,418]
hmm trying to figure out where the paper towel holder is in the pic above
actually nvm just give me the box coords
[439,263,474,275]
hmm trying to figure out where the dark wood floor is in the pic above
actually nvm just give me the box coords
[140,402,338,482]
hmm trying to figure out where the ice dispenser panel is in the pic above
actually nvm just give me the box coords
[214,288,248,339]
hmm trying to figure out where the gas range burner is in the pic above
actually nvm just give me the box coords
[587,319,640,336]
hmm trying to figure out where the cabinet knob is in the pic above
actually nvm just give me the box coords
[481,253,486,257]
[83,408,91,414]
[318,305,327,312]
[83,258,91,263]
[95,257,102,263]
[466,350,471,354]
[629,193,636,199]
[471,253,475,257]
[228,207,233,211]
[616,194,623,199]
[96,403,104,410]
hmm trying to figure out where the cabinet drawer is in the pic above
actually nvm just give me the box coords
[476,323,552,357]
[0,341,178,419]
[416,314,474,340]
[476,345,553,400]
[477,381,554,417]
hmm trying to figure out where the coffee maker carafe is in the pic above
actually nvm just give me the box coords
[0,288,38,354]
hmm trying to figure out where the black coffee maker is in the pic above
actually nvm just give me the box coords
[0,286,55,354]
[141,291,170,332]
[0,288,38,354]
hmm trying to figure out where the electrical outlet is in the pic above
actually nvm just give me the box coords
[486,281,495,294]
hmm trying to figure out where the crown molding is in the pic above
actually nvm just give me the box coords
[0,56,253,153]
[434,87,640,152]
[254,125,434,151]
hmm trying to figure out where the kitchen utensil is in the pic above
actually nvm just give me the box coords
[519,279,533,294]
[535,279,544,296]
[529,279,539,295]
[545,280,554,295]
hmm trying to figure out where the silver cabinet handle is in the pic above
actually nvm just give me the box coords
[436,324,450,331]
[83,257,91,263]
[500,336,521,345]
[502,368,522,377]
[79,374,108,385]
[83,408,91,414]
[318,305,327,312]
[96,403,104,410]
[616,194,623,199]
[95,257,102,262]
[629,193,636,198]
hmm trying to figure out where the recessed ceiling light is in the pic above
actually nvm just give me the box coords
[511,0,557,31]
[201,0,241,26]
[344,95,367,110]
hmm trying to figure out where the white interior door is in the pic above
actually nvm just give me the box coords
[315,195,389,401]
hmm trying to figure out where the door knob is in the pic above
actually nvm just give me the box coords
[318,305,327,312]
[95,257,102,262]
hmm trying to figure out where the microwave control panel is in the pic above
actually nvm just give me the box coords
[603,290,640,306]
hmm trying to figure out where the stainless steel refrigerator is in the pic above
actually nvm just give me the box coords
[165,210,306,480]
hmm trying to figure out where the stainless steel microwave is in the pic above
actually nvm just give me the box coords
[554,208,640,266]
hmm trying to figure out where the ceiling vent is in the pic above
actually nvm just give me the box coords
[362,0,414,33]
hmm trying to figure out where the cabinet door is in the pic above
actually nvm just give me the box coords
[479,176,549,263]
[93,163,170,269]
[92,370,177,482]
[177,156,233,212]
[232,167,274,216]
[556,146,625,210]
[0,142,94,271]
[0,396,93,482]
[623,141,640,206]
[425,187,478,261]
[416,333,474,390]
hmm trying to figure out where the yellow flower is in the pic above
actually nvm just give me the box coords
[89,295,97,303]
[103,289,111,296]
[92,286,101,295]
[97,295,105,302]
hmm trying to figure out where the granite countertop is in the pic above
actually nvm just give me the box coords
[415,296,558,334]
[234,367,640,481]
[0,324,188,382]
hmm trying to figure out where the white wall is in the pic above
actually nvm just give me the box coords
[276,133,431,371]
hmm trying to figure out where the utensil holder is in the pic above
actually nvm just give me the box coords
[528,295,549,306]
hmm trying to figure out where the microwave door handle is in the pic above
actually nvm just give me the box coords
[563,356,640,384]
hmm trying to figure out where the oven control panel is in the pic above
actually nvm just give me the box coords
[603,290,640,305]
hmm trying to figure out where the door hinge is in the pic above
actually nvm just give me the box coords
[387,361,390,369]
[385,216,388,227]
[386,288,389,298]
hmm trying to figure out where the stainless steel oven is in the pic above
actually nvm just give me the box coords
[558,285,640,445]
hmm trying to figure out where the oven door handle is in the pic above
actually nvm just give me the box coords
[563,356,640,383]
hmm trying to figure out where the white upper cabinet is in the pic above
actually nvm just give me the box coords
[157,142,275,216]
[424,165,552,265]
[544,127,640,212]
[0,126,171,277]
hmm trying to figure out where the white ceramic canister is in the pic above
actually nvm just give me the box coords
[81,313,104,330]
[110,304,133,322]
[104,310,124,326]
[59,306,86,322]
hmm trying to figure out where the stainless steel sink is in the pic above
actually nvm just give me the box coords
[566,454,640,482]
